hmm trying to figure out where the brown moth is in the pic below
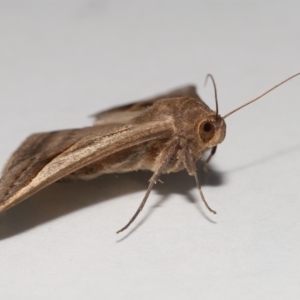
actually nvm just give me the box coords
[0,73,299,233]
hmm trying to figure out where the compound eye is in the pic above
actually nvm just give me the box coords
[199,121,215,142]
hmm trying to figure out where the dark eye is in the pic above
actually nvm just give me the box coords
[199,121,215,142]
[203,122,212,132]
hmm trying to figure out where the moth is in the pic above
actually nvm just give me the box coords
[0,73,299,233]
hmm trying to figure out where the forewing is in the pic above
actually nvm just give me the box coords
[0,121,173,212]
[93,85,201,125]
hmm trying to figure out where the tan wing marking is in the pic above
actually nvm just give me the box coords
[0,121,173,212]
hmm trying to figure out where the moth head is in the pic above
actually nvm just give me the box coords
[200,72,300,149]
[198,115,226,147]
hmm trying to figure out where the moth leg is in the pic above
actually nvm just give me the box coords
[116,172,158,234]
[116,138,179,234]
[203,146,217,173]
[185,147,217,214]
[193,172,216,214]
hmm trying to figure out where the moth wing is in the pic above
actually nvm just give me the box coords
[0,121,172,212]
[93,85,202,126]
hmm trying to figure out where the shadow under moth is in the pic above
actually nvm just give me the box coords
[0,73,299,233]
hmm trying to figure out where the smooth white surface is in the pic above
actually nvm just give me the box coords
[0,1,300,299]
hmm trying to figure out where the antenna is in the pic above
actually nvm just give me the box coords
[204,74,219,118]
[223,73,300,119]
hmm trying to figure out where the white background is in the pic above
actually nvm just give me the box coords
[0,1,300,299]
